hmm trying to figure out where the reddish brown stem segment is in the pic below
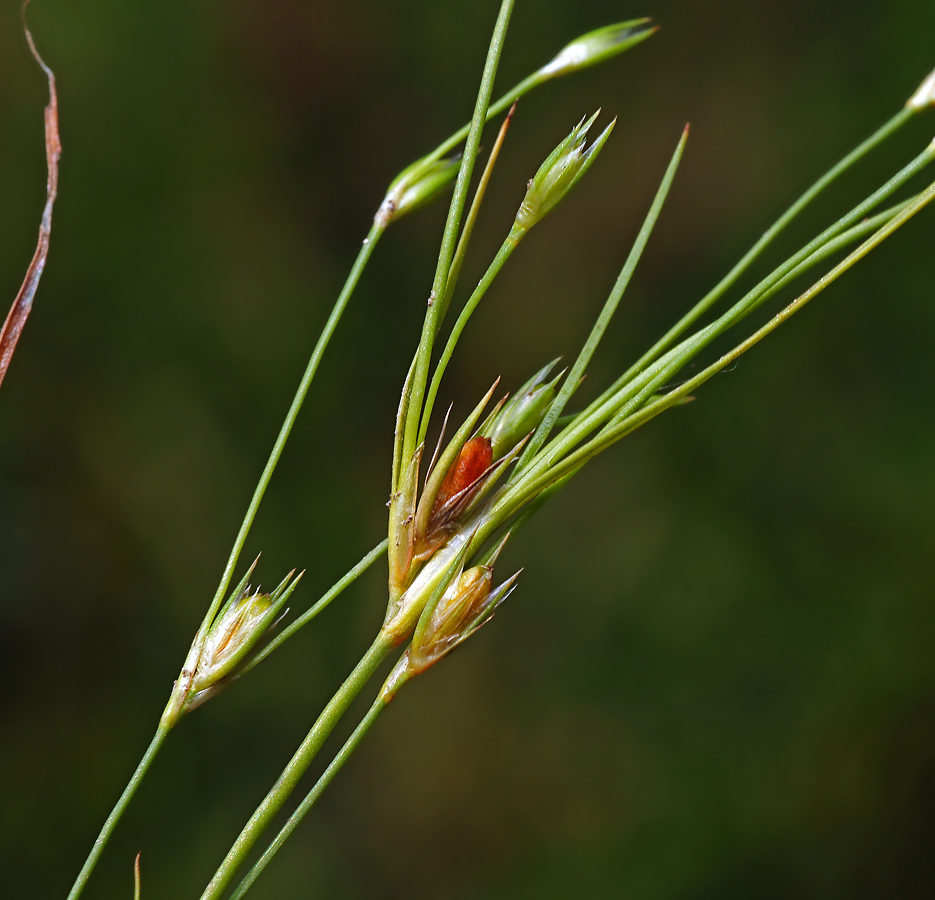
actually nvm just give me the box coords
[0,3,61,389]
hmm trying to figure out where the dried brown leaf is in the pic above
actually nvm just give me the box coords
[0,2,61,389]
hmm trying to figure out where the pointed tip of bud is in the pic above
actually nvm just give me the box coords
[907,67,935,111]
[485,359,564,459]
[514,111,615,231]
[538,18,656,81]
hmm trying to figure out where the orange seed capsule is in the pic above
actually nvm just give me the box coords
[431,435,493,518]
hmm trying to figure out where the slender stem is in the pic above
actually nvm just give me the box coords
[438,104,516,328]
[402,0,516,468]
[515,141,935,494]
[199,633,395,900]
[430,74,538,163]
[66,725,170,900]
[615,106,913,386]
[228,696,389,900]
[419,233,521,446]
[199,222,385,637]
[737,198,912,323]
[498,177,935,512]
[514,124,689,475]
[240,540,388,675]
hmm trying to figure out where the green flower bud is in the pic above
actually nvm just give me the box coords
[537,19,657,81]
[376,153,461,227]
[907,67,935,111]
[484,359,563,460]
[408,538,519,675]
[513,111,615,233]
[190,589,273,693]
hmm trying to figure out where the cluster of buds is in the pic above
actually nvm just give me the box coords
[382,536,520,700]
[385,362,561,639]
[162,561,303,726]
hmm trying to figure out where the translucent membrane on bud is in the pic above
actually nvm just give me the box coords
[187,567,303,706]
[514,111,616,232]
[907,67,935,110]
[409,537,519,674]
[191,590,273,692]
[537,19,656,80]
[376,154,461,227]
[484,359,563,459]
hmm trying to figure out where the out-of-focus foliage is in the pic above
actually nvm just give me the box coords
[1,1,934,897]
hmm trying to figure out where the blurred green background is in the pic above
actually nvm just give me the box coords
[2,0,935,897]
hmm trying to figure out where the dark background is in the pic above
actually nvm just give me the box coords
[2,1,935,897]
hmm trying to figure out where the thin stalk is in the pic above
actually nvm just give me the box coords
[431,74,538,163]
[402,0,515,469]
[199,633,395,900]
[516,141,935,491]
[737,198,912,323]
[617,106,914,384]
[228,696,389,900]
[514,124,689,475]
[438,103,517,329]
[240,540,388,675]
[419,233,521,446]
[496,177,935,514]
[199,221,385,638]
[66,726,170,900]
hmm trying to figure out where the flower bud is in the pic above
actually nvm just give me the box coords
[376,153,461,227]
[408,538,519,674]
[537,20,657,81]
[484,359,563,459]
[513,111,615,233]
[191,589,274,693]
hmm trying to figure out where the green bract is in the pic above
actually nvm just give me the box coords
[513,111,615,232]
[484,359,562,459]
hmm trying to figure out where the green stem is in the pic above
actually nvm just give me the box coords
[198,633,395,900]
[227,696,389,900]
[402,0,515,469]
[66,725,170,900]
[514,124,689,475]
[499,177,935,511]
[430,73,538,163]
[438,104,516,329]
[418,231,522,446]
[517,140,935,492]
[239,540,388,675]
[737,198,912,323]
[198,221,385,637]
[616,106,913,385]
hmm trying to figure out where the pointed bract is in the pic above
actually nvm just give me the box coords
[514,113,616,232]
[408,536,519,674]
[188,568,303,702]
[484,359,563,459]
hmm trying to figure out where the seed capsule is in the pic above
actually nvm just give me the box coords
[430,435,493,520]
